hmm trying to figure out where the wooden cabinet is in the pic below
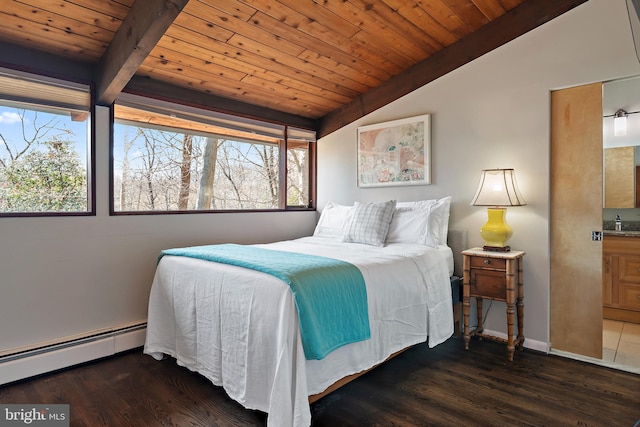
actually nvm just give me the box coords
[603,235,640,323]
[462,248,525,362]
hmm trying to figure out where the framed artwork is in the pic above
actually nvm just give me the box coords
[357,114,431,187]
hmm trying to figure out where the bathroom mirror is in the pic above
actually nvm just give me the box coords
[603,76,640,209]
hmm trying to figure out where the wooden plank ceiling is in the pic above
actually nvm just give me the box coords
[0,0,588,137]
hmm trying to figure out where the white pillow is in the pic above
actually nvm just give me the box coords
[395,197,452,246]
[430,196,452,245]
[386,205,430,244]
[313,201,353,238]
[396,199,434,210]
[343,200,396,246]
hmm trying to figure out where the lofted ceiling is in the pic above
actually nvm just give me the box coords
[0,0,587,137]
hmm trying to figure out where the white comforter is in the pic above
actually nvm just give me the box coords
[144,236,454,427]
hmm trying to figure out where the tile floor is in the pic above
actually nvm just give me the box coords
[603,319,640,369]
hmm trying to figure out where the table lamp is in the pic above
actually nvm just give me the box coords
[470,168,526,252]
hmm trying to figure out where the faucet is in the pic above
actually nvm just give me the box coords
[615,213,622,231]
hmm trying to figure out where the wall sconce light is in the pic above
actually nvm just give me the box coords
[614,109,628,137]
[605,108,640,137]
[470,168,526,252]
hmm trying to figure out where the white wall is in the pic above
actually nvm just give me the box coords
[317,0,640,347]
[0,106,317,353]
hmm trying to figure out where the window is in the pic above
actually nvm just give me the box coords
[0,69,92,215]
[112,94,314,213]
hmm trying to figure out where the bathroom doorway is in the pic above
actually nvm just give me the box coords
[601,75,640,372]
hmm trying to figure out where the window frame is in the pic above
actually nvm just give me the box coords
[109,96,315,215]
[0,68,95,218]
[285,128,316,210]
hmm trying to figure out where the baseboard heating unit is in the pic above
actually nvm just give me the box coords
[0,322,146,386]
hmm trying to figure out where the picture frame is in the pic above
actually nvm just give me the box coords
[357,114,431,188]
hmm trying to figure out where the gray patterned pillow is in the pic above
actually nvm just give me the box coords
[343,200,396,246]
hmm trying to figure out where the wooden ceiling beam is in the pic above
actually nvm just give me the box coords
[317,0,589,138]
[94,0,189,106]
[124,75,317,130]
[0,41,93,83]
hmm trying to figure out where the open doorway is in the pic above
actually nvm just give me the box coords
[602,75,640,371]
[550,79,640,373]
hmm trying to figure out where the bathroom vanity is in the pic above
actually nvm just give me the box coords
[603,233,640,323]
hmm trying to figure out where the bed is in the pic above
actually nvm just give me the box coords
[144,198,454,427]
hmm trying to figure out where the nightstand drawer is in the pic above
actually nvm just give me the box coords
[470,269,506,300]
[470,256,506,270]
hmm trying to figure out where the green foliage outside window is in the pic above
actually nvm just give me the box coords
[0,139,87,212]
[0,107,89,215]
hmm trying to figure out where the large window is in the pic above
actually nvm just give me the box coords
[0,69,92,215]
[112,95,314,213]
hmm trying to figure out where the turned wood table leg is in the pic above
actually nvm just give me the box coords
[476,298,484,336]
[463,298,470,350]
[517,258,525,350]
[463,254,471,350]
[506,301,515,362]
[506,259,516,362]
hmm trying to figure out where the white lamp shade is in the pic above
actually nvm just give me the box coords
[470,169,526,207]
[614,114,627,136]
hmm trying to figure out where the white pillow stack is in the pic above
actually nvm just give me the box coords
[313,196,452,248]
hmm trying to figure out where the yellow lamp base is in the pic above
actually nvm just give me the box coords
[480,207,513,252]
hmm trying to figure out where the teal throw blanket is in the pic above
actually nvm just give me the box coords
[159,244,370,360]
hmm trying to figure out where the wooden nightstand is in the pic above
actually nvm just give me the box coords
[462,248,525,361]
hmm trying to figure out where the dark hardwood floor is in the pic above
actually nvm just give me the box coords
[1,337,639,426]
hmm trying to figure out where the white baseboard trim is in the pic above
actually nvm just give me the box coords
[481,328,550,353]
[0,324,146,386]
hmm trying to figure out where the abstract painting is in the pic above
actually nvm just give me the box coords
[357,114,431,187]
